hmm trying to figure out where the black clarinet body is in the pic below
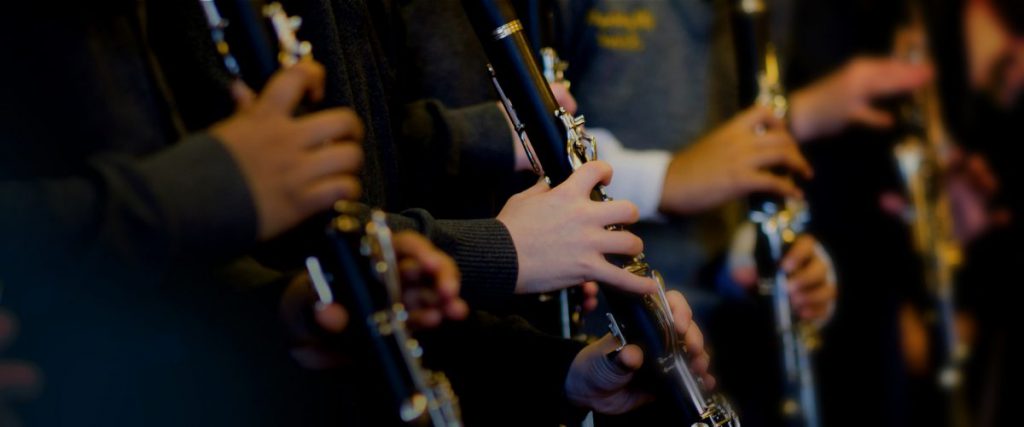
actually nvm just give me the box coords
[199,3,461,425]
[206,0,292,90]
[732,0,788,211]
[307,204,462,427]
[890,6,969,426]
[462,1,739,425]
[511,0,585,341]
[732,2,820,427]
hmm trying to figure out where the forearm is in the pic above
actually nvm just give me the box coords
[0,134,258,281]
[387,210,518,304]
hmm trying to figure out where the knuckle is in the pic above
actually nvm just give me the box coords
[579,229,600,250]
[572,200,591,219]
[339,143,365,170]
[292,124,317,146]
[581,255,603,274]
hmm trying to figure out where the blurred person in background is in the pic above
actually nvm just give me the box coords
[924,0,1024,425]
[554,0,930,425]
[0,2,369,424]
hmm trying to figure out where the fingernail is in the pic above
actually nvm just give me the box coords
[606,349,629,371]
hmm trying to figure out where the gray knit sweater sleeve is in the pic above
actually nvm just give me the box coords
[399,99,516,180]
[1,133,258,279]
[387,209,519,302]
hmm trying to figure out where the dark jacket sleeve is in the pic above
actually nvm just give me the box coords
[398,99,517,196]
[387,209,519,303]
[0,133,258,282]
[420,311,585,427]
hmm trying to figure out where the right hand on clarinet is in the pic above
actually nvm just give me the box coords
[212,60,365,241]
[281,232,468,370]
[497,161,658,297]
[659,105,813,216]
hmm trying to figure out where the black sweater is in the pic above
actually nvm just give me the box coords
[1,1,580,425]
[1,3,301,425]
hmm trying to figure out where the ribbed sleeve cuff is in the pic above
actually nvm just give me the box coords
[387,210,520,301]
[587,128,672,222]
[432,218,519,300]
[137,133,258,262]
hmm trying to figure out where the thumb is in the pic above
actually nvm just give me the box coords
[314,303,349,333]
[615,344,645,372]
[593,342,644,392]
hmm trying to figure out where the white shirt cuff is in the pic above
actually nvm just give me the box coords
[588,128,672,222]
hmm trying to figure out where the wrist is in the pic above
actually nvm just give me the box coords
[657,173,685,215]
[495,216,529,294]
[788,90,816,142]
[658,152,701,216]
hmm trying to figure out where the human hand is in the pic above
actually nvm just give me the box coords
[564,290,712,414]
[282,231,467,369]
[212,60,365,240]
[497,161,657,296]
[789,57,932,140]
[779,235,838,322]
[659,106,812,215]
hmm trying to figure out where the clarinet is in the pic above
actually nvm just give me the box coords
[199,0,242,78]
[512,0,584,342]
[890,9,969,427]
[732,2,820,427]
[462,1,739,426]
[199,3,462,425]
[542,49,583,342]
[306,203,463,427]
[201,0,311,90]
